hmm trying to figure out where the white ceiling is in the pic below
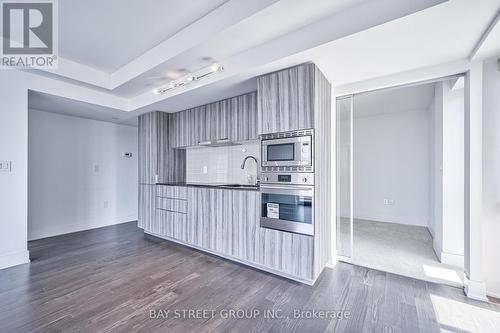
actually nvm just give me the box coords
[472,11,500,61]
[133,0,499,113]
[353,83,435,119]
[309,0,500,86]
[28,91,138,126]
[26,0,500,125]
[111,0,368,97]
[59,0,229,72]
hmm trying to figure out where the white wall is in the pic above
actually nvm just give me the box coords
[353,109,430,226]
[441,81,465,266]
[429,81,465,267]
[482,58,500,298]
[0,68,132,270]
[0,79,29,269]
[28,110,138,240]
[430,83,444,255]
[186,141,259,184]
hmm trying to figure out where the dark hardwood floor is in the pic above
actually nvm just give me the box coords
[1,222,499,333]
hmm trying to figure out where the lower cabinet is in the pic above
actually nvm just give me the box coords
[148,185,314,282]
[156,186,188,241]
[157,210,187,240]
[138,184,156,231]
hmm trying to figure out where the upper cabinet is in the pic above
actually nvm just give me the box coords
[170,92,258,148]
[228,92,258,141]
[139,111,178,184]
[257,63,315,134]
[139,112,160,184]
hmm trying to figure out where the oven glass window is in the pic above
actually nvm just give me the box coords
[267,143,295,161]
[261,193,312,224]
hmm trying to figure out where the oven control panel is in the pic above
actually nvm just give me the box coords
[261,172,314,185]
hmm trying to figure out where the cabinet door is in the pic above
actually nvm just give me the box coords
[213,189,232,255]
[232,190,260,262]
[138,184,156,231]
[257,63,314,134]
[168,112,179,149]
[138,112,159,184]
[156,112,169,183]
[139,112,171,183]
[228,92,258,141]
[187,187,211,247]
[293,63,314,130]
[186,188,198,245]
[257,72,279,134]
[170,110,189,148]
[210,100,228,142]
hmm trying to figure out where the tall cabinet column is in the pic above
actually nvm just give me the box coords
[138,112,165,230]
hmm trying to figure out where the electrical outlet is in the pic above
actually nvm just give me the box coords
[202,166,208,174]
[383,199,395,205]
[0,161,11,172]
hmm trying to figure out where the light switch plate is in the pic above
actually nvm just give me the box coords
[0,161,11,172]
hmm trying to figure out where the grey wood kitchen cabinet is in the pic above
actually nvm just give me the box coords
[138,112,159,184]
[257,63,315,134]
[208,100,228,142]
[186,187,210,248]
[156,185,188,240]
[138,111,170,184]
[228,92,258,141]
[169,91,258,148]
[138,112,185,230]
[138,184,156,231]
[185,187,260,261]
[155,185,313,282]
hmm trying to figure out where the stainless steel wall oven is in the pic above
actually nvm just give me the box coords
[259,129,315,236]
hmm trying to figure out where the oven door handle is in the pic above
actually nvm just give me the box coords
[261,185,313,191]
[260,185,314,195]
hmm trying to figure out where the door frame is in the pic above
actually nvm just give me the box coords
[332,61,486,300]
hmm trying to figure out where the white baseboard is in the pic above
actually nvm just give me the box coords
[0,250,30,270]
[353,213,428,227]
[465,277,488,302]
[440,251,464,268]
[29,214,137,240]
[487,290,500,299]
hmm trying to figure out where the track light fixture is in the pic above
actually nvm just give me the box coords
[153,63,224,95]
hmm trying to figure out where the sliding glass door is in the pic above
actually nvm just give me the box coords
[336,96,353,261]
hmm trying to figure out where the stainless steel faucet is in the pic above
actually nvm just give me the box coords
[241,155,258,169]
[241,155,259,185]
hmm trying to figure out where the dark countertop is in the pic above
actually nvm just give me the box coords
[156,182,260,191]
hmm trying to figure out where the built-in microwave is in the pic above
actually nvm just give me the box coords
[261,129,313,170]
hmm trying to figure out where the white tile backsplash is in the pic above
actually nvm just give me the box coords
[186,141,260,184]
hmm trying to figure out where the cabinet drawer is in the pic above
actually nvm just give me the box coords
[156,185,188,200]
[157,209,187,240]
[156,197,187,214]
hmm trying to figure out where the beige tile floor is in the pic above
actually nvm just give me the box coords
[338,218,464,287]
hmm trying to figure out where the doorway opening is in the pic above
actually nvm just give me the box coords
[336,77,465,287]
